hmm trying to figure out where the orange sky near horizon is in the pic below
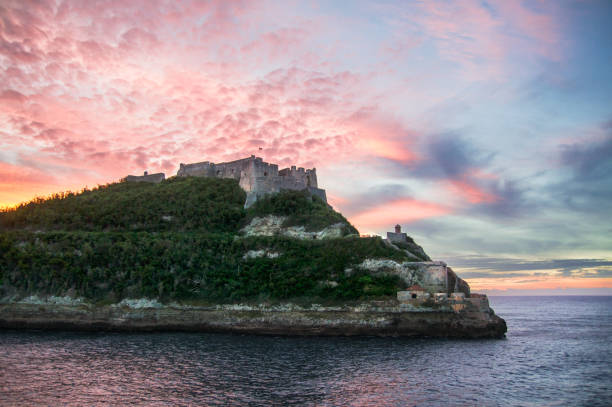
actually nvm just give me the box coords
[465,275,612,294]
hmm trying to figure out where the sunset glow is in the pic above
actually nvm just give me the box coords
[351,199,450,232]
[2,0,611,294]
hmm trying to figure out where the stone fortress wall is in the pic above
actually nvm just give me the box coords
[386,223,493,314]
[125,171,165,183]
[176,155,327,207]
[126,156,327,207]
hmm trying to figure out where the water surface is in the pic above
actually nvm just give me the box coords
[1,296,610,406]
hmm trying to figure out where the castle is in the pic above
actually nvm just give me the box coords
[126,155,327,208]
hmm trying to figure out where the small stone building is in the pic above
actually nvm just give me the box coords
[387,224,409,244]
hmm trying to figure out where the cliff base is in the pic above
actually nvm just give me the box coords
[0,302,506,339]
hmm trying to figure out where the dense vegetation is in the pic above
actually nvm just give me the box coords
[0,177,414,303]
[0,231,406,303]
[0,177,246,233]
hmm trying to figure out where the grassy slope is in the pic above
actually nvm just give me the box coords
[0,177,247,233]
[0,177,413,303]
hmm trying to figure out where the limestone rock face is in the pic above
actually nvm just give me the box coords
[241,215,347,240]
[354,259,421,286]
[242,250,280,260]
[418,261,449,293]
[241,215,286,237]
[354,259,470,296]
[283,223,345,239]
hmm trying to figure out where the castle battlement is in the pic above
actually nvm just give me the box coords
[176,155,326,207]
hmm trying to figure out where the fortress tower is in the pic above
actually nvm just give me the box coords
[176,155,327,207]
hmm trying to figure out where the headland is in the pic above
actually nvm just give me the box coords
[0,156,506,338]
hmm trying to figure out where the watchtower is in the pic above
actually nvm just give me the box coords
[387,224,409,244]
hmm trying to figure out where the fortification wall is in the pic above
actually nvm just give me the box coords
[177,161,214,177]
[244,157,281,195]
[211,157,253,181]
[416,261,449,294]
[387,231,408,243]
[278,166,318,190]
[177,157,253,180]
[125,172,165,183]
[307,187,327,202]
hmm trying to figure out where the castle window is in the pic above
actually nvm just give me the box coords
[264,172,268,176]
[411,293,417,299]
[216,170,220,175]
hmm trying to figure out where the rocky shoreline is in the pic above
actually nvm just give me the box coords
[0,300,507,338]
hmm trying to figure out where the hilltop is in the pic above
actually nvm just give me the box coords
[0,176,344,234]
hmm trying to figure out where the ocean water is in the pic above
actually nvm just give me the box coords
[1,296,610,406]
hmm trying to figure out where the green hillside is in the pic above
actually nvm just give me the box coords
[0,177,418,304]
[0,177,246,233]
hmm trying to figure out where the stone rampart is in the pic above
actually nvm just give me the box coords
[387,231,409,243]
[125,172,165,183]
[307,187,327,202]
[177,155,326,207]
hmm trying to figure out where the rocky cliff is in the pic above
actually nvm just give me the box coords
[0,298,506,338]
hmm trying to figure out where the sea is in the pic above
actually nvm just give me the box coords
[1,296,611,406]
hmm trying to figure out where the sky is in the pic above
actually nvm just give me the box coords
[1,0,611,295]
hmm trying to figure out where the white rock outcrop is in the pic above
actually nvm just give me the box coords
[352,259,451,293]
[283,223,345,239]
[241,215,286,237]
[243,249,280,260]
[241,215,346,240]
[114,298,164,309]
[18,295,86,306]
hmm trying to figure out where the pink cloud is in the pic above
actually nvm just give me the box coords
[445,179,498,205]
[0,160,55,185]
[241,27,308,60]
[0,0,562,224]
[0,89,26,103]
[349,198,451,233]
[381,0,561,80]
